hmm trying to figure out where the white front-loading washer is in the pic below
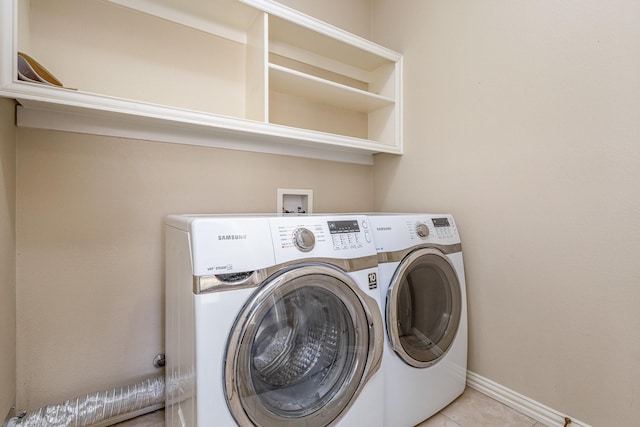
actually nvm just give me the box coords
[165,214,384,427]
[367,214,468,427]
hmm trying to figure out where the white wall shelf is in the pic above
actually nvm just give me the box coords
[0,0,403,164]
[269,64,395,113]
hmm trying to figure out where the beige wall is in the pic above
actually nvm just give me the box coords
[277,0,371,38]
[15,129,373,410]
[0,99,16,417]
[372,0,640,425]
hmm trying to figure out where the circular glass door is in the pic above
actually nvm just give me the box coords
[387,248,461,368]
[224,264,382,427]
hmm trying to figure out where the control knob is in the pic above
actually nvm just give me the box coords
[293,227,315,252]
[416,222,430,239]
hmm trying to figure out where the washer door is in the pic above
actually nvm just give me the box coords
[224,264,383,427]
[387,248,462,368]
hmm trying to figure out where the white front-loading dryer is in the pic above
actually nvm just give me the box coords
[367,214,468,427]
[165,214,384,427]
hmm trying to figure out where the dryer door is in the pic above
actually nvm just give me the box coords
[224,264,383,427]
[387,248,462,368]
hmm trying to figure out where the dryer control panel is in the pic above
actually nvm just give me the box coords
[368,214,461,252]
[428,217,457,240]
[412,217,458,241]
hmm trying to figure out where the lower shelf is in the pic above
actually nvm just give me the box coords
[15,99,401,165]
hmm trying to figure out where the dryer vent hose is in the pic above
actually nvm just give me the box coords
[8,376,164,427]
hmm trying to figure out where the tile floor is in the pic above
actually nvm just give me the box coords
[112,409,164,427]
[416,388,548,427]
[114,387,548,427]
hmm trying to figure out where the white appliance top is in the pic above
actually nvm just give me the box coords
[366,213,461,252]
[166,214,376,276]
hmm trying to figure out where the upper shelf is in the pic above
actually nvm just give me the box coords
[268,13,399,72]
[0,0,403,164]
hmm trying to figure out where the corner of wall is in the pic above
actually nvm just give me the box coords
[0,97,17,417]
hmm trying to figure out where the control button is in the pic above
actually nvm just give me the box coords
[365,231,372,243]
[293,227,315,252]
[416,223,430,239]
[361,220,369,230]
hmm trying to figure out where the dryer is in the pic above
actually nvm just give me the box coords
[165,214,384,427]
[367,214,468,427]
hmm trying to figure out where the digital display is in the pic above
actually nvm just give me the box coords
[328,220,360,234]
[432,218,450,227]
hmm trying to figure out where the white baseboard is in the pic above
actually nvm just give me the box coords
[466,371,591,427]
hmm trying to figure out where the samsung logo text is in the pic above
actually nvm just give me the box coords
[218,234,247,241]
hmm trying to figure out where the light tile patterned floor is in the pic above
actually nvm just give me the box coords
[112,409,164,427]
[417,388,548,427]
[115,387,548,427]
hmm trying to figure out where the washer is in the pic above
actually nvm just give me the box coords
[165,214,384,427]
[367,213,468,427]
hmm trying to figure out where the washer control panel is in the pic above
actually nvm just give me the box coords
[271,216,375,261]
[327,219,372,250]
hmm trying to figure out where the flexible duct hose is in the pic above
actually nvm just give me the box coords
[13,376,164,427]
